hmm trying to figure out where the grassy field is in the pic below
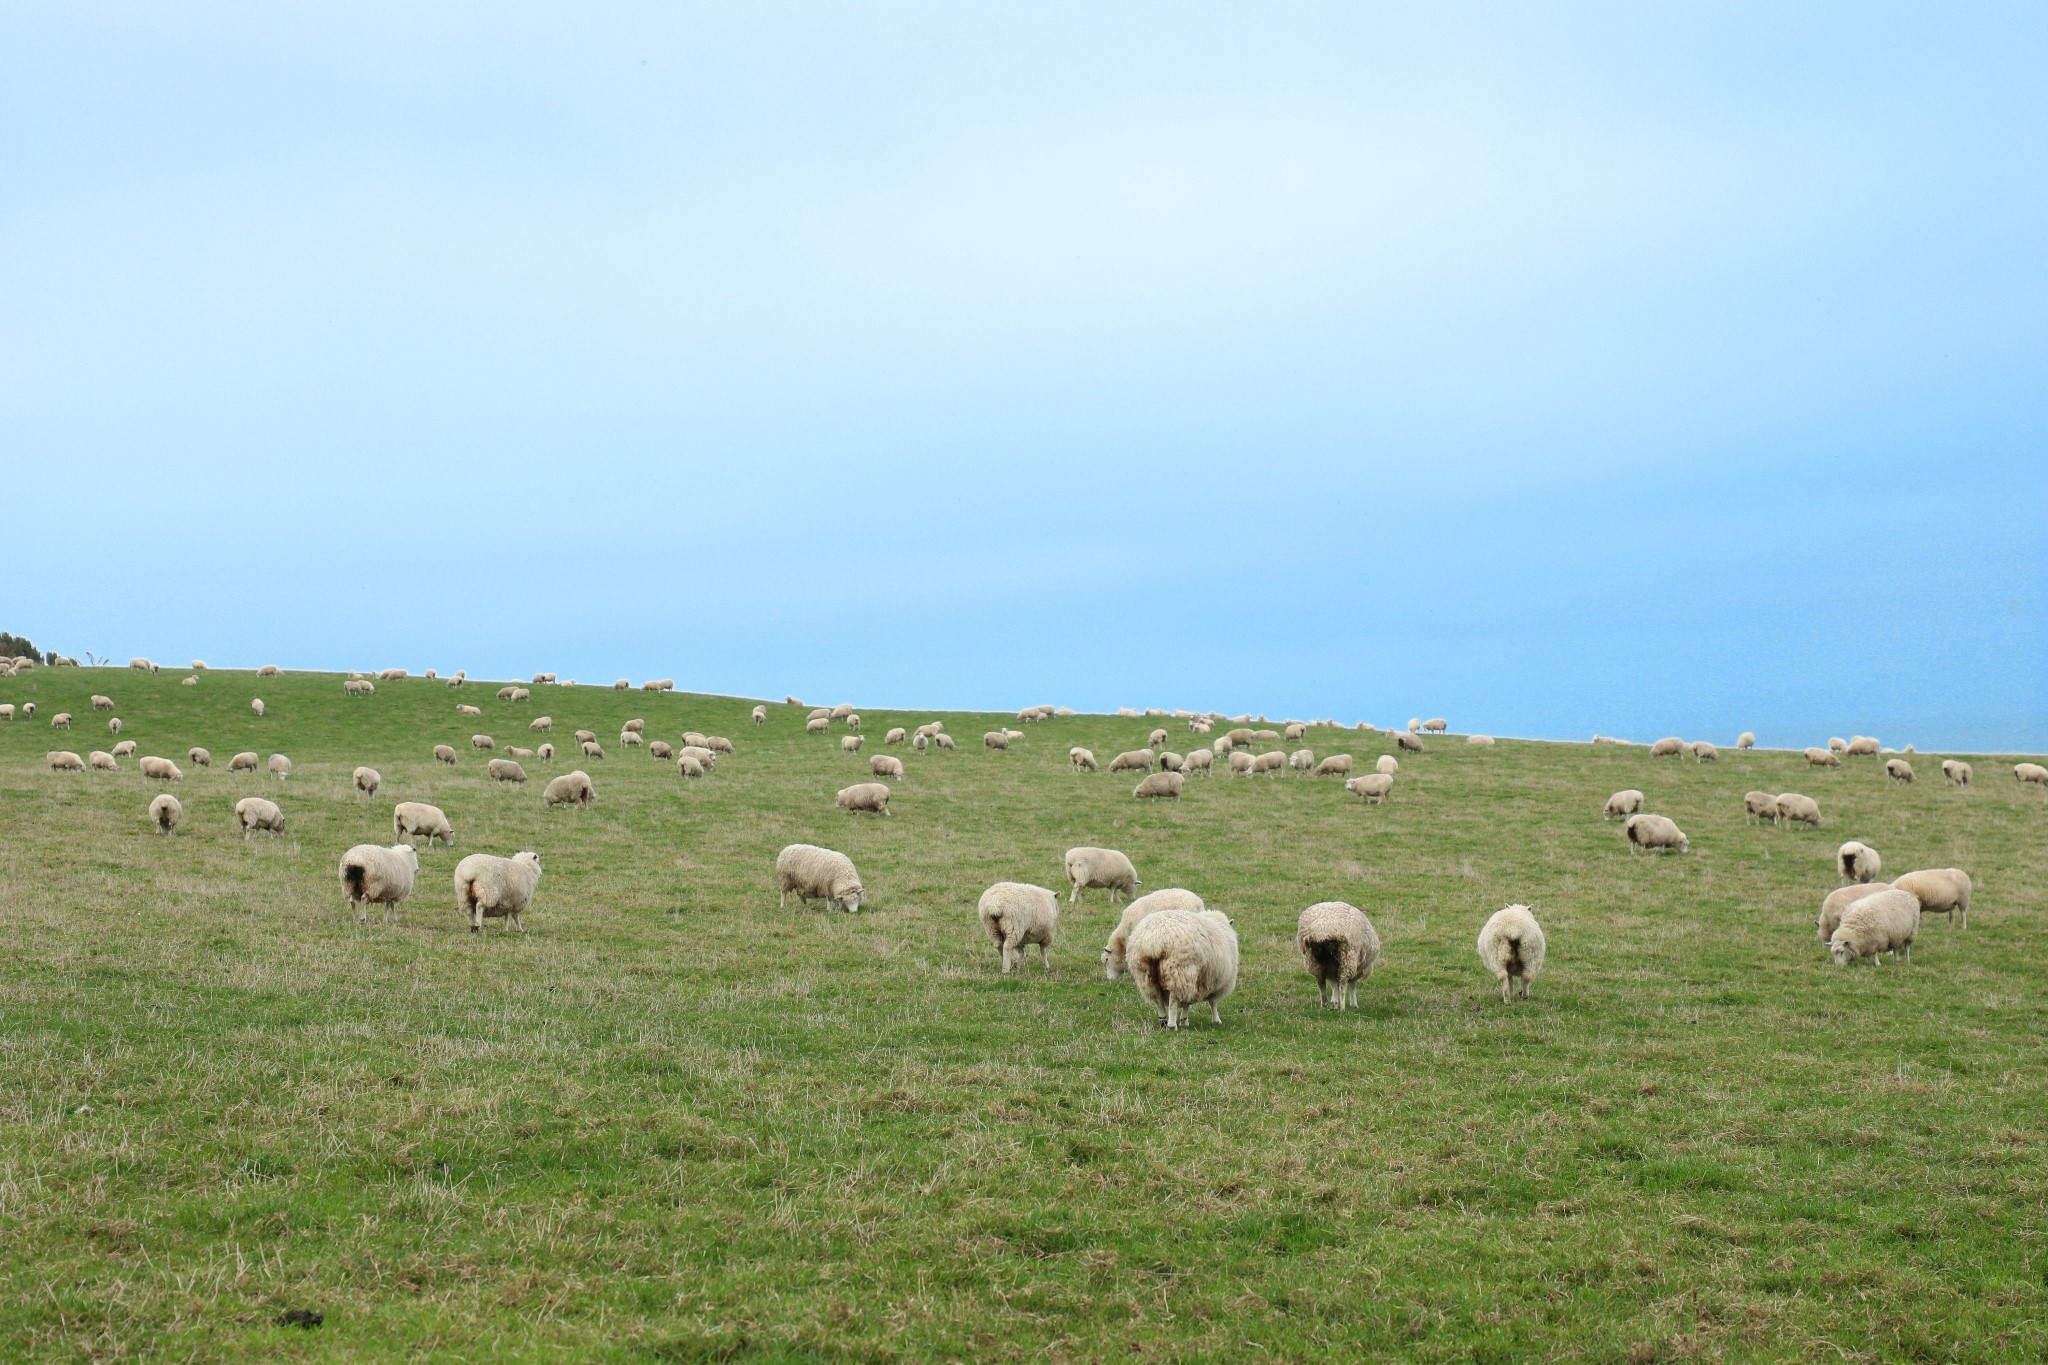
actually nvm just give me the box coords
[0,667,2043,1362]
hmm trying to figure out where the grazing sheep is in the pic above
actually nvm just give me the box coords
[1183,748,1213,775]
[1592,734,1621,745]
[1692,741,1718,763]
[1407,719,1421,732]
[978,882,1060,973]
[1829,888,1920,965]
[1837,840,1882,882]
[185,746,211,768]
[529,716,553,732]
[1828,737,1848,753]
[1847,736,1881,756]
[806,716,831,734]
[1313,754,1354,777]
[620,718,645,733]
[621,730,644,749]
[1942,759,1972,786]
[870,754,905,780]
[574,729,597,745]
[51,712,72,729]
[885,727,907,745]
[235,796,285,838]
[89,751,117,771]
[935,733,956,751]
[581,741,605,760]
[1423,718,1448,734]
[250,699,265,717]
[913,733,928,753]
[677,755,705,779]
[471,734,495,751]
[454,851,544,932]
[543,770,595,807]
[1477,905,1545,1003]
[836,781,892,815]
[913,722,944,740]
[679,745,717,770]
[1819,881,1892,943]
[1467,734,1496,746]
[1133,771,1184,800]
[1070,747,1098,772]
[0,704,12,721]
[140,756,183,782]
[111,740,136,758]
[648,740,674,759]
[91,694,114,711]
[2017,762,2048,786]
[129,657,158,673]
[1396,731,1425,753]
[1804,747,1842,768]
[1127,908,1239,1029]
[1288,748,1316,773]
[1149,727,1168,749]
[1101,889,1204,979]
[20,703,31,718]
[339,843,421,925]
[1375,755,1398,776]
[393,801,455,848]
[257,664,280,677]
[1284,722,1307,742]
[1775,793,1822,827]
[776,844,863,912]
[431,744,457,765]
[148,793,182,834]
[487,758,528,785]
[229,751,259,773]
[1744,790,1778,823]
[1624,813,1688,853]
[354,766,382,798]
[1885,758,1915,784]
[1347,773,1394,804]
[47,751,85,772]
[1251,751,1286,775]
[537,742,554,762]
[1737,732,1756,749]
[1227,751,1255,777]
[268,754,291,781]
[844,714,862,732]
[106,717,123,736]
[1065,846,1140,904]
[1117,707,1141,718]
[706,736,734,754]
[1891,868,1972,929]
[840,735,864,754]
[982,731,1009,752]
[753,705,767,725]
[343,679,374,696]
[827,703,854,721]
[1108,749,1153,774]
[1158,751,1185,772]
[1297,902,1380,1010]
[1604,789,1645,821]
[1650,737,1686,757]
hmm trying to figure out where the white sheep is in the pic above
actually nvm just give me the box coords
[885,727,907,745]
[188,746,211,767]
[1846,736,1881,757]
[1127,908,1239,1028]
[1227,752,1255,777]
[235,796,285,838]
[2018,763,2048,786]
[537,742,555,762]
[250,699,265,717]
[112,740,137,758]
[1692,741,1718,763]
[51,712,72,729]
[1804,747,1842,768]
[1099,888,1204,979]
[753,705,767,725]
[1650,737,1685,757]
[1251,751,1286,776]
[1395,731,1425,753]
[1775,793,1821,827]
[806,716,831,734]
[1885,758,1915,783]
[543,770,595,807]
[706,736,734,753]
[1108,749,1153,773]
[433,744,457,765]
[869,754,905,781]
[354,766,382,798]
[1133,771,1184,799]
[934,733,956,751]
[913,733,928,754]
[0,704,12,721]
[1743,790,1778,823]
[1070,746,1098,772]
[1828,737,1848,753]
[1313,754,1353,777]
[1065,846,1140,904]
[488,758,528,784]
[978,882,1060,973]
[1347,772,1394,804]
[140,756,183,782]
[776,844,863,912]
[1942,759,1972,786]
[89,751,117,771]
[840,735,864,753]
[623,718,646,733]
[983,731,1009,752]
[471,734,495,751]
[649,740,674,760]
[1148,727,1168,749]
[1158,751,1185,772]
[845,714,862,731]
[1183,748,1213,775]
[455,851,544,932]
[267,753,291,782]
[148,793,182,834]
[1829,888,1919,965]
[91,694,114,711]
[621,730,644,749]
[47,750,85,771]
[1818,881,1892,943]
[393,801,455,848]
[1477,904,1545,1003]
[837,781,892,815]
[1423,717,1447,734]
[1891,868,1972,929]
[458,703,483,717]
[1737,731,1756,749]
[679,745,717,770]
[1837,840,1881,882]
[1294,900,1381,1013]
[1375,755,1398,777]
[530,716,553,732]
[1604,789,1645,820]
[1467,734,1496,746]
[229,751,259,773]
[581,740,605,760]
[677,755,705,779]
[339,843,421,924]
[1624,813,1688,853]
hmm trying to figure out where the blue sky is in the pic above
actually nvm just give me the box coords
[4,3,2043,750]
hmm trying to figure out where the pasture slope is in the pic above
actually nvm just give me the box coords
[0,668,2043,1362]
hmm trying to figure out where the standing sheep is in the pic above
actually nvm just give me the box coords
[537,742,555,762]
[1375,755,1398,776]
[339,843,421,925]
[471,734,496,751]
[235,796,285,838]
[1251,751,1287,776]
[978,882,1060,973]
[869,754,904,781]
[837,782,892,815]
[1691,741,1718,763]
[107,717,123,735]
[140,756,183,782]
[983,731,1009,752]
[1227,752,1255,777]
[1737,731,1756,749]
[1847,736,1881,756]
[1818,881,1892,943]
[753,705,767,725]
[433,744,457,765]
[1065,846,1140,904]
[1127,908,1239,1029]
[1100,888,1205,979]
[1885,758,1915,783]
[1133,771,1184,800]
[1804,747,1841,768]
[188,747,211,767]
[840,735,864,753]
[1423,717,1448,734]
[354,766,382,798]
[488,758,528,785]
[1477,904,1546,1003]
[1148,727,1168,749]
[649,741,674,760]
[51,712,72,729]
[1624,813,1688,853]
[1346,773,1394,804]
[934,733,956,751]
[776,844,863,912]
[1837,840,1882,883]
[1183,748,1213,776]
[620,730,644,749]
[148,793,182,834]
[269,754,291,781]
[1604,789,1644,821]
[1296,902,1380,1010]
[251,699,265,717]
[530,716,553,732]
[1650,737,1685,757]
[1891,868,1972,929]
[1828,737,1849,753]
[229,751,259,773]
[1396,731,1425,753]
[112,740,137,758]
[1829,888,1920,965]
[1069,747,1098,772]
[885,727,907,745]
[1743,790,1778,823]
[543,770,595,807]
[1775,793,1822,827]
[393,801,456,848]
[2017,763,2048,787]
[454,851,544,932]
[1288,748,1315,773]
[1108,749,1153,774]
[581,740,605,760]
[47,751,86,772]
[1158,751,1185,772]
[1942,759,1972,786]
[806,717,830,734]
[89,751,117,771]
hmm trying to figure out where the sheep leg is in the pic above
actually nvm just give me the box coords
[1500,976,1511,1004]
[1208,1002,1222,1025]
[1348,981,1360,1009]
[512,913,523,933]
[1038,944,1051,970]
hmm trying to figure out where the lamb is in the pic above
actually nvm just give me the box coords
[580,740,605,760]
[1108,749,1153,773]
[806,716,831,734]
[229,751,259,773]
[1100,888,1204,978]
[1183,748,1213,775]
[1744,790,1778,823]
[1804,747,1841,768]
[1227,751,1255,777]
[1650,737,1685,757]
[1126,908,1239,1028]
[1624,813,1688,853]
[487,758,528,784]
[140,756,183,782]
[148,793,182,834]
[1395,730,1425,753]
[454,851,544,932]
[1837,840,1881,882]
[1346,773,1394,804]
[1737,731,1756,749]
[472,734,495,751]
[1070,747,1098,772]
[1423,717,1448,733]
[1847,736,1881,756]
[983,731,1009,752]
[48,751,85,771]
[2018,763,2048,786]
[89,751,117,771]
[235,796,286,838]
[1477,904,1545,1003]
[1313,754,1354,777]
[1942,759,1972,786]
[1891,868,1972,929]
[250,699,265,717]
[1251,751,1286,775]
[354,766,382,798]
[181,675,198,686]
[1885,758,1915,783]
[885,727,907,745]
[1819,881,1892,943]
[978,882,1060,972]
[1829,888,1920,965]
[1133,771,1184,799]
[111,740,136,758]
[537,743,554,762]
[753,705,767,725]
[1149,727,1168,749]
[1297,902,1380,1010]
[1158,751,1185,772]
[776,843,863,912]
[1692,741,1718,763]
[841,735,864,753]
[393,801,456,848]
[1065,846,1140,904]
[543,770,595,807]
[870,754,905,780]
[1604,789,1645,820]
[339,843,421,924]
[91,694,114,711]
[836,782,892,815]
[530,716,553,732]
[1467,734,1496,746]
[1775,793,1822,827]
[1375,755,1398,776]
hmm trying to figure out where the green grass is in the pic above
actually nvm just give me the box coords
[1,668,2043,1362]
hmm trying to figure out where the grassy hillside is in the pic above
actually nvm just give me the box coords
[1,667,2043,1361]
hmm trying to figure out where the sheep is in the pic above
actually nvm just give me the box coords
[870,754,905,781]
[354,766,382,798]
[621,730,644,749]
[1100,888,1204,979]
[1070,747,1098,772]
[1775,793,1822,827]
[188,747,211,768]
[845,714,862,732]
[1227,751,1255,777]
[1624,813,1688,853]
[19,703,31,718]
[1108,749,1153,774]
[1117,707,1141,718]
[530,716,553,732]
[91,694,113,711]
[776,844,863,912]
[1312,754,1354,777]
[1158,751,1185,772]
[1829,888,1920,965]
[1837,840,1882,882]
[339,843,421,925]
[140,756,183,782]
[1847,736,1881,757]
[1395,731,1425,753]
[840,735,864,753]
[580,740,605,760]
[836,781,892,815]
[2018,763,2048,786]
[111,740,136,758]
[677,755,705,779]
[1297,902,1380,1010]
[105,717,125,737]
[680,731,708,748]
[1885,758,1915,784]
[616,679,631,690]
[1148,727,1168,749]
[250,699,265,717]
[89,751,117,771]
[47,750,85,772]
[885,727,907,745]
[706,736,734,753]
[1423,718,1448,734]
[983,731,1009,752]
[1126,908,1239,1029]
[1592,734,1621,745]
[914,722,945,740]
[978,882,1061,973]
[229,751,259,773]
[393,801,456,849]
[679,745,717,770]
[265,754,291,781]
[1183,748,1213,775]
[1467,734,1496,746]
[1891,868,1972,929]
[180,675,198,686]
[495,686,516,701]
[0,704,11,720]
[647,740,674,760]
[1338,772,1390,804]
[1692,741,1718,763]
[543,770,595,807]
[753,705,768,725]
[487,758,528,785]
[1004,728,1025,742]
[1737,731,1756,749]
[935,733,956,751]
[1065,846,1140,904]
[423,669,437,679]
[1828,736,1848,753]
[537,742,555,762]
[808,707,832,721]
[1804,747,1842,768]
[1284,721,1307,742]
[1133,771,1184,799]
[457,703,483,718]
[343,679,375,696]
[530,672,553,685]
[1650,737,1685,757]
[1224,727,1255,747]
[129,657,158,673]
[1818,881,1892,943]
[623,718,645,733]
[1942,759,1972,786]
[807,716,831,734]
[1604,789,1645,820]
[427,743,455,766]
[1743,790,1778,823]
[51,712,72,729]
[1374,755,1399,778]
[1251,751,1286,775]
[235,796,286,838]
[148,793,182,834]
[1288,748,1315,773]
[830,704,854,720]
[454,851,544,932]
[1477,904,1545,1003]
[574,729,597,744]
[913,733,928,754]
[1407,718,1420,732]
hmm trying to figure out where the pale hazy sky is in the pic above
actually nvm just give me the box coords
[5,3,2043,748]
